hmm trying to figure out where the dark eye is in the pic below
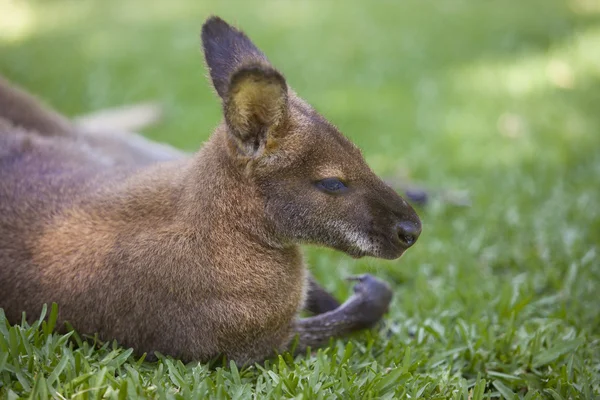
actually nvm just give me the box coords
[316,178,348,193]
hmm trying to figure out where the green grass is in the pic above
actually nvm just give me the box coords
[1,0,600,398]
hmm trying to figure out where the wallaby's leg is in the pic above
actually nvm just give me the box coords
[293,274,392,353]
[304,275,341,315]
[74,102,163,133]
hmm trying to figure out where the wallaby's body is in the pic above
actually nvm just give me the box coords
[0,17,421,364]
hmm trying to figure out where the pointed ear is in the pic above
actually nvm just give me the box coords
[224,63,288,157]
[201,16,268,98]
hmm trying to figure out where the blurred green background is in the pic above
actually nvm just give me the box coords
[1,0,599,397]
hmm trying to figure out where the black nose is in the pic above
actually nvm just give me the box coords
[396,221,421,248]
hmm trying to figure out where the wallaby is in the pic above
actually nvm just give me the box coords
[0,16,421,364]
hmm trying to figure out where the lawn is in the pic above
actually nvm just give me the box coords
[1,0,599,398]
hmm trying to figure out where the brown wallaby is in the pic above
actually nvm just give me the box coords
[0,16,421,364]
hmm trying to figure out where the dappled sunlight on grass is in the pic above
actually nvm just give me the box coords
[569,0,600,15]
[433,24,600,171]
[0,0,34,43]
[454,25,600,99]
[0,1,100,43]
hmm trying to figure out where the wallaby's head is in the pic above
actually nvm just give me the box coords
[201,17,421,260]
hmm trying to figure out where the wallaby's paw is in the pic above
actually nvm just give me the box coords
[346,274,393,328]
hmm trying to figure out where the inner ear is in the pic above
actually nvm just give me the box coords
[224,63,288,157]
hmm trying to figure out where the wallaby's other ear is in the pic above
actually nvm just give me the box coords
[201,16,268,98]
[224,63,288,157]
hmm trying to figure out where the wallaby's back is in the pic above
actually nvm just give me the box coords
[0,76,75,137]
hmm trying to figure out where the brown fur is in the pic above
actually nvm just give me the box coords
[0,16,421,364]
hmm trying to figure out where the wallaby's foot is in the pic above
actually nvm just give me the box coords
[304,275,341,315]
[385,178,471,207]
[293,274,393,353]
[345,274,393,328]
[402,185,471,207]
[403,187,430,207]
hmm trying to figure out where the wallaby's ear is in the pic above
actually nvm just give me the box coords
[201,16,268,98]
[202,16,288,157]
[223,63,288,157]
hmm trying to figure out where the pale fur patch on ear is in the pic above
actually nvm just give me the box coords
[224,64,288,156]
[229,78,287,135]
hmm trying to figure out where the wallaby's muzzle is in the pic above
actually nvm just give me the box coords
[356,178,422,260]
